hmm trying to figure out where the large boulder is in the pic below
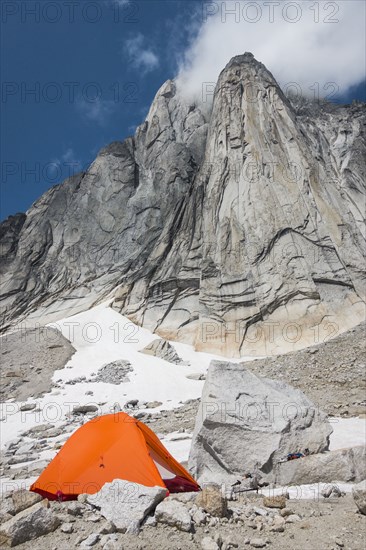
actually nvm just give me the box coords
[352,479,366,515]
[139,339,185,365]
[0,501,60,547]
[189,361,332,483]
[276,445,366,485]
[86,480,167,534]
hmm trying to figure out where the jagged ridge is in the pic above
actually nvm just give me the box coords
[1,53,365,356]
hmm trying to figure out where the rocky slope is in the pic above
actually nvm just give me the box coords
[1,53,365,356]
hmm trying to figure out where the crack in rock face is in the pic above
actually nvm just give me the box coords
[1,53,365,356]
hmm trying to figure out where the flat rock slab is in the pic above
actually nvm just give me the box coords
[86,480,167,534]
[11,490,43,514]
[155,498,192,532]
[276,445,366,485]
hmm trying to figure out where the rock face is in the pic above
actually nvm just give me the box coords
[1,53,365,356]
[188,360,332,483]
[85,480,167,534]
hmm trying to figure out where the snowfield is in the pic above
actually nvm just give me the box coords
[1,302,365,499]
[1,302,244,447]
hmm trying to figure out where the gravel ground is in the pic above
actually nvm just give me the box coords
[6,493,366,550]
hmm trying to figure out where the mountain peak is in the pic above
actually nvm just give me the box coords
[1,55,365,356]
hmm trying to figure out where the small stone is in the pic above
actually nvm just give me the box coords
[67,501,85,515]
[253,506,268,517]
[201,537,220,550]
[61,522,74,533]
[335,539,344,548]
[87,514,101,522]
[263,496,286,509]
[20,403,37,412]
[250,538,266,548]
[269,517,285,533]
[81,533,99,547]
[98,521,116,534]
[192,507,207,525]
[73,404,98,414]
[285,514,301,523]
[145,401,163,409]
[321,485,334,498]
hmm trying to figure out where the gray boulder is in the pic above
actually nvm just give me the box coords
[0,501,60,547]
[139,339,185,365]
[189,361,332,483]
[276,445,366,485]
[86,480,167,534]
[154,498,192,532]
[352,479,366,515]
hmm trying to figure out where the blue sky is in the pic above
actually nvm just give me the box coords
[1,0,365,220]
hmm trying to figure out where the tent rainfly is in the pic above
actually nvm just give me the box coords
[30,412,200,501]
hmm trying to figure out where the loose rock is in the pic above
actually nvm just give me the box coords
[0,501,60,547]
[195,484,227,517]
[155,499,192,532]
[263,496,286,509]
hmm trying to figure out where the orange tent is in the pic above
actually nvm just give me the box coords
[30,412,200,501]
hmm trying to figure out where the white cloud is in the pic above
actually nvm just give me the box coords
[49,148,83,181]
[176,0,366,103]
[124,33,159,74]
[76,98,116,126]
[61,148,81,166]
